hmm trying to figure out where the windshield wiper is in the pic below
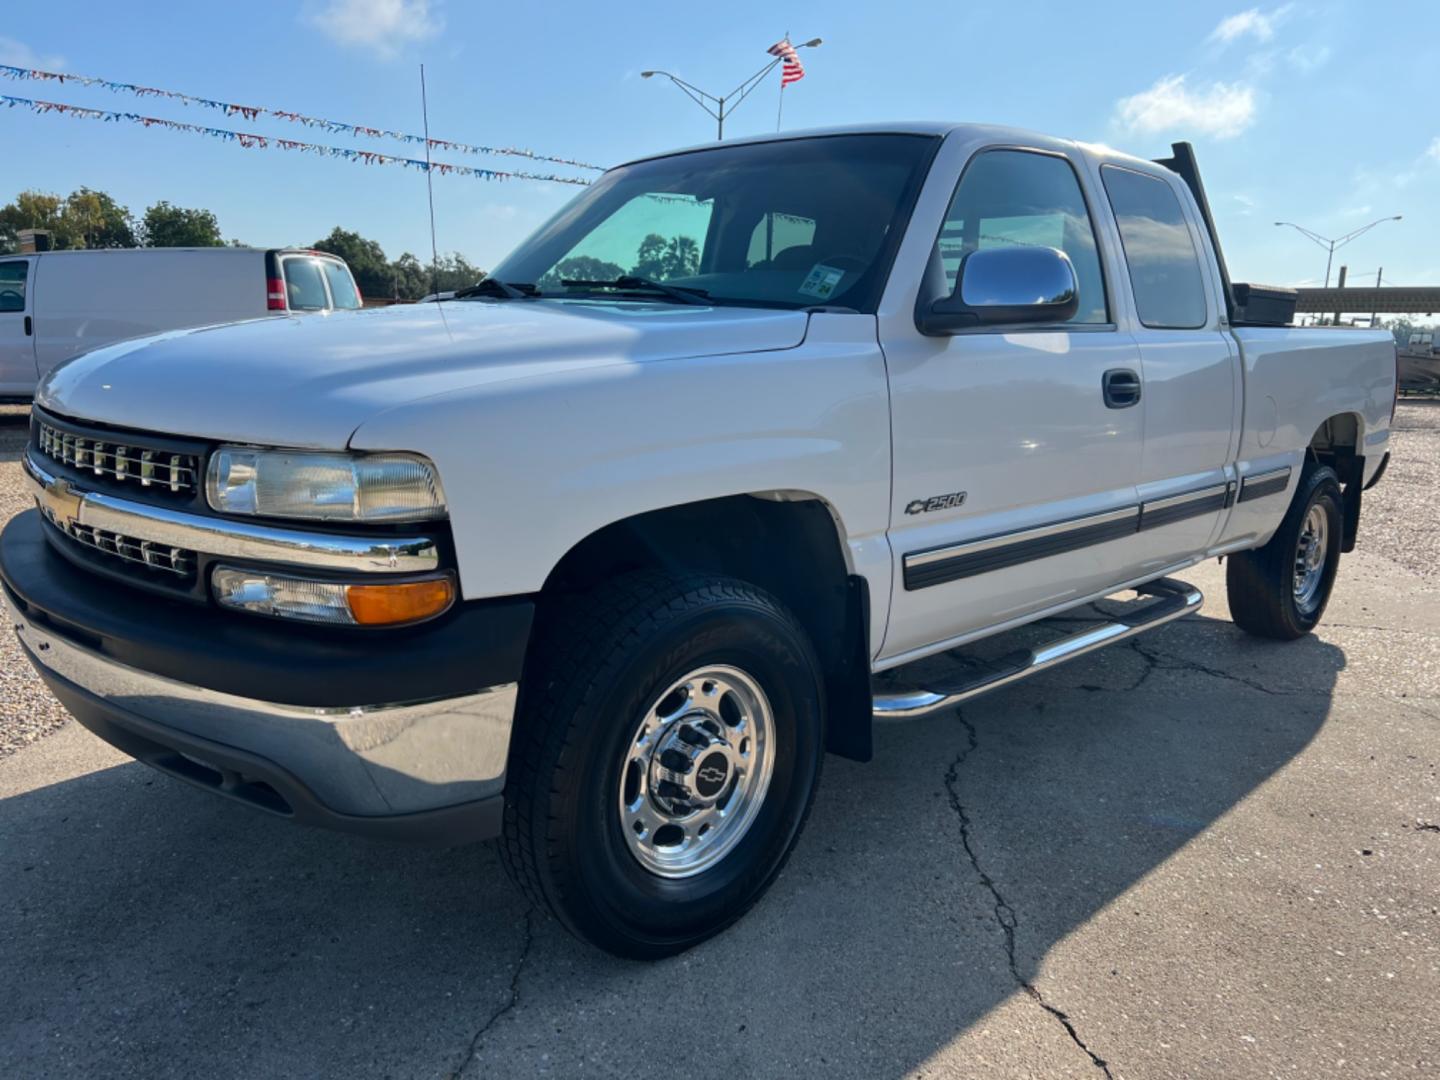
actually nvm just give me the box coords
[559,275,709,305]
[453,278,537,300]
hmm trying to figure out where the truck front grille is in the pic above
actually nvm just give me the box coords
[42,510,196,578]
[36,421,199,496]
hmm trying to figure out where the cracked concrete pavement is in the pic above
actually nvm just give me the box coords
[2,402,1439,1078]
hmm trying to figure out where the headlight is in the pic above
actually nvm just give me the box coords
[206,448,446,523]
[212,567,455,626]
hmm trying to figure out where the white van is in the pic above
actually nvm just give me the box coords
[0,247,362,402]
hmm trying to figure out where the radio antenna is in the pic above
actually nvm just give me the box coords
[419,63,440,300]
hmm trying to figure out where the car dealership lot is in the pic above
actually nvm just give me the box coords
[1,402,1437,1079]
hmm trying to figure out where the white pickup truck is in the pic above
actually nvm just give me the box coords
[2,124,1397,958]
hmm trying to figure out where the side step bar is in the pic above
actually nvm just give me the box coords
[872,577,1203,720]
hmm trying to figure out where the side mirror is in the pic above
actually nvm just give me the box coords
[917,246,1079,335]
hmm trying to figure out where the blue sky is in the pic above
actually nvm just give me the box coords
[3,0,1437,288]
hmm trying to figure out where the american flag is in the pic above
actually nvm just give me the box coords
[768,39,805,86]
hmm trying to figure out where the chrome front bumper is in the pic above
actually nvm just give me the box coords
[10,600,517,831]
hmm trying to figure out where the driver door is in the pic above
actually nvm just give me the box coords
[878,146,1146,663]
[0,258,37,398]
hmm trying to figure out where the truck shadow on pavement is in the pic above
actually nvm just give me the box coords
[0,610,1342,1079]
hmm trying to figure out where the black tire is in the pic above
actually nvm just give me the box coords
[1227,462,1343,640]
[499,570,825,959]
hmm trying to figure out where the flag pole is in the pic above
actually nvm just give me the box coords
[775,31,788,131]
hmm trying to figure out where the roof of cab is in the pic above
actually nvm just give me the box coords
[616,121,1060,169]
[613,121,1171,177]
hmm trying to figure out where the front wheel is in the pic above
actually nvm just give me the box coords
[1227,462,1343,640]
[499,571,825,959]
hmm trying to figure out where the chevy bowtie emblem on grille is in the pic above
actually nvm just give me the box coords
[38,474,85,529]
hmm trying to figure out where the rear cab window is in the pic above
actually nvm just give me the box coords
[1100,166,1209,329]
[0,260,28,313]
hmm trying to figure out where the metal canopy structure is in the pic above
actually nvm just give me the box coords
[1293,286,1440,315]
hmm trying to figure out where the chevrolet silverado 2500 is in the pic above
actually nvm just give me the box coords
[1,125,1397,958]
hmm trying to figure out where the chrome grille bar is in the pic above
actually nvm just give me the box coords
[51,518,194,577]
[36,421,198,496]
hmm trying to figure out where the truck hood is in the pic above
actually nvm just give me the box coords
[37,300,810,448]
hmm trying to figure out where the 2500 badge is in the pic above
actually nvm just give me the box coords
[905,491,968,515]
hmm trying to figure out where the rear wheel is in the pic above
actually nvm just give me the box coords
[499,571,825,959]
[1227,462,1343,640]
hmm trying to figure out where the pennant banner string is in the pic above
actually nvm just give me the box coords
[0,63,605,172]
[0,94,592,186]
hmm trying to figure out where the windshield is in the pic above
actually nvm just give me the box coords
[488,134,938,312]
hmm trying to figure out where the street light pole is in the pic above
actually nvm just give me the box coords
[641,39,821,140]
[1274,215,1403,288]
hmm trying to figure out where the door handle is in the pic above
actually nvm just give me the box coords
[24,315,32,337]
[1102,368,1141,409]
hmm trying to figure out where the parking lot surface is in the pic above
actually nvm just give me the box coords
[2,402,1437,1079]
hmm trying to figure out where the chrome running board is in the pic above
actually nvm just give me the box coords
[871,577,1203,720]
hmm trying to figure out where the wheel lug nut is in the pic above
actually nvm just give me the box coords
[678,726,709,748]
[657,779,689,800]
[660,749,692,772]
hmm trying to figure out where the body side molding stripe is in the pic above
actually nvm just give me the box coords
[903,506,1139,591]
[1137,483,1230,531]
[1237,466,1293,503]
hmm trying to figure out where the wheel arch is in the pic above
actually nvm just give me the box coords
[1307,412,1364,552]
[535,491,875,762]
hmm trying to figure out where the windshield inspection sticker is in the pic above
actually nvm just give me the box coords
[798,263,845,300]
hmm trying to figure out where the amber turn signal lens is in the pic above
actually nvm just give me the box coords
[345,577,455,626]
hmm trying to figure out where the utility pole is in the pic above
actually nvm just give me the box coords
[1333,264,1347,327]
[1371,267,1382,328]
[641,39,821,141]
[1275,215,1402,288]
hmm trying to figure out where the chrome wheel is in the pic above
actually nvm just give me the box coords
[618,665,776,879]
[1293,504,1328,613]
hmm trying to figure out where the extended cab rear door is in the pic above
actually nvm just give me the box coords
[1091,160,1240,572]
[875,137,1147,663]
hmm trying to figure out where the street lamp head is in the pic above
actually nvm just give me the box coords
[641,71,657,78]
[802,37,823,47]
[1392,215,1403,221]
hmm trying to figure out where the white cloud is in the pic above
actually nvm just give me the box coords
[305,0,441,59]
[1114,75,1257,140]
[1210,5,1295,45]
[0,36,65,70]
[1427,137,1440,163]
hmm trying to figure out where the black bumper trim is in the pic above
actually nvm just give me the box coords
[35,656,502,845]
[1,509,533,709]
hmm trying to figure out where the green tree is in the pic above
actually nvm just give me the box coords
[0,191,63,252]
[64,188,137,249]
[1385,316,1417,348]
[142,201,224,247]
[313,227,391,296]
[430,252,485,294]
[1,188,139,251]
[388,252,432,300]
